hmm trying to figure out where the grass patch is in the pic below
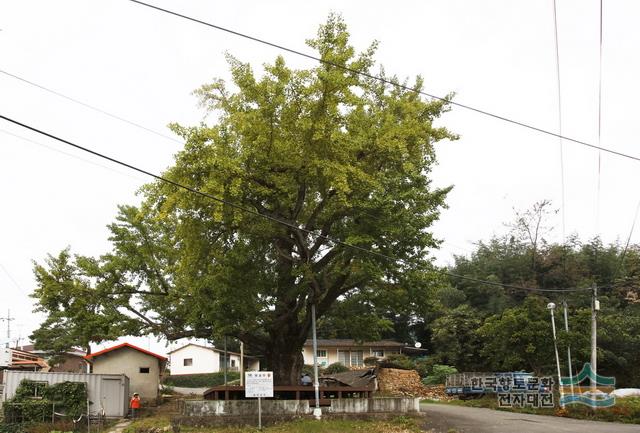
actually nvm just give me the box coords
[123,415,171,433]
[255,417,421,433]
[124,414,421,433]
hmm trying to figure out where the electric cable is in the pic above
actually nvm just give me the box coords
[0,113,595,293]
[596,0,604,233]
[0,128,147,182]
[0,69,181,145]
[614,199,640,280]
[552,0,566,246]
[128,0,640,163]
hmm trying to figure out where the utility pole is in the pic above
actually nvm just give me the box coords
[547,302,564,408]
[591,283,599,393]
[562,301,574,396]
[223,336,228,387]
[240,341,244,386]
[0,309,14,348]
[311,303,321,419]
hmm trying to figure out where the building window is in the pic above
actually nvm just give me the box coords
[372,349,384,358]
[139,367,150,373]
[183,358,193,366]
[317,350,327,358]
[338,350,349,366]
[337,350,364,367]
[350,350,364,367]
[231,359,236,367]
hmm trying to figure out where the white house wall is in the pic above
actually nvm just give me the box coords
[170,345,220,375]
[170,345,251,375]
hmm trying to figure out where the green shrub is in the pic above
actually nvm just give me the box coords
[3,400,52,423]
[301,364,326,377]
[324,362,349,374]
[423,364,458,385]
[378,354,414,370]
[163,372,240,388]
[43,382,87,418]
[364,356,379,367]
[0,423,26,433]
[413,357,436,378]
[3,380,87,423]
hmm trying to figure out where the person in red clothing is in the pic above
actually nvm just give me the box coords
[129,392,141,419]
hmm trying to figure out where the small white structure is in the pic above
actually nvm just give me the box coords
[85,343,166,404]
[168,343,259,375]
[2,370,129,418]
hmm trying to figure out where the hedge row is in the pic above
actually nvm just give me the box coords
[163,372,240,388]
[3,380,87,423]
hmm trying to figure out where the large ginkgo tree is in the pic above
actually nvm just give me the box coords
[31,15,455,384]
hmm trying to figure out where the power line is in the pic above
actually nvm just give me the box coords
[596,0,604,233]
[0,263,29,296]
[0,69,182,145]
[0,129,147,182]
[614,199,640,280]
[128,0,640,164]
[552,0,566,246]
[0,113,594,294]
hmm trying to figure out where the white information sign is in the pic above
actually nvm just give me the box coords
[245,371,274,398]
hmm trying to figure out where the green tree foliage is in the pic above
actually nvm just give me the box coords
[421,202,640,386]
[476,296,556,374]
[30,15,455,385]
[423,364,458,385]
[430,304,483,370]
[30,249,139,357]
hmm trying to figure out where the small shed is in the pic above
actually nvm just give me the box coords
[85,343,166,404]
[1,370,129,418]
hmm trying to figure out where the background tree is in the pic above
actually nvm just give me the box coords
[31,249,139,358]
[31,15,455,384]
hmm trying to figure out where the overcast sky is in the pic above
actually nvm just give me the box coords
[1,0,639,355]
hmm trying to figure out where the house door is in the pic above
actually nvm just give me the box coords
[101,378,122,417]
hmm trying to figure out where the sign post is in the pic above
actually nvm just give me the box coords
[245,371,273,430]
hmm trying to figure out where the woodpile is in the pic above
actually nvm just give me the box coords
[376,368,451,400]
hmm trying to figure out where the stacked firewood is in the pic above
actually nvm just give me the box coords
[376,368,450,400]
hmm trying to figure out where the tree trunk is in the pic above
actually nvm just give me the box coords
[264,336,306,385]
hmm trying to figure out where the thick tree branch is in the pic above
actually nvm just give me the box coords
[305,189,336,231]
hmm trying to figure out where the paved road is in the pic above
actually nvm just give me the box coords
[421,403,640,433]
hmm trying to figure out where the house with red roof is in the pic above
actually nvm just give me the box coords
[85,343,167,404]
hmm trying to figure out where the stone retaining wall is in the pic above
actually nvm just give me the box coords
[182,397,419,417]
[183,399,309,416]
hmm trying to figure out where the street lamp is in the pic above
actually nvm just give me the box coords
[547,302,564,407]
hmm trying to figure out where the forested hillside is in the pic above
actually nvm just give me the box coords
[318,202,640,386]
